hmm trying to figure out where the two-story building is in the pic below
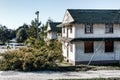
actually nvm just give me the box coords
[46,22,61,40]
[58,9,120,65]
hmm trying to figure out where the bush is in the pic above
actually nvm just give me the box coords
[0,50,23,70]
[0,40,63,71]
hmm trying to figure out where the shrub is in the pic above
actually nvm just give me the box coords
[0,40,63,71]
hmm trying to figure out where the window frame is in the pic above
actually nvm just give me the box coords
[85,24,93,34]
[105,24,113,33]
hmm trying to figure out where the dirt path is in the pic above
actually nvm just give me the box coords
[0,70,120,80]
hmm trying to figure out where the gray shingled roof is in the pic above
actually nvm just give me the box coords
[48,22,61,32]
[68,9,120,24]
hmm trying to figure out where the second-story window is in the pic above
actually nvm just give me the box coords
[85,24,93,33]
[105,24,113,33]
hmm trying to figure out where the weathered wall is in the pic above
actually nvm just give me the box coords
[68,43,75,62]
[47,32,57,39]
[62,42,76,63]
[74,24,120,38]
[74,41,120,62]
[62,42,68,58]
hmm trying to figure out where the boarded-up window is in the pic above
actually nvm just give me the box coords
[85,24,93,33]
[105,41,114,52]
[105,24,113,33]
[84,41,94,53]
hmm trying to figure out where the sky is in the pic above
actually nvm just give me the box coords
[0,0,120,29]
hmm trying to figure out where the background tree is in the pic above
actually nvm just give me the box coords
[16,28,28,42]
[39,24,47,41]
[27,20,38,38]
[0,25,16,43]
[8,29,16,40]
[16,23,29,32]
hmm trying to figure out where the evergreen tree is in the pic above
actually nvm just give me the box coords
[16,28,27,42]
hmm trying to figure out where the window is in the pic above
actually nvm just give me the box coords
[70,27,72,33]
[85,24,93,33]
[105,24,113,33]
[84,41,94,53]
[70,44,73,52]
[105,41,114,52]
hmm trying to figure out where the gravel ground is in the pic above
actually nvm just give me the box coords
[0,70,120,80]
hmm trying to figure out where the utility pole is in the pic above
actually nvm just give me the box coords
[35,11,41,39]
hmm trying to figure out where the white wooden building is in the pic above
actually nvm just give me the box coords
[46,22,61,40]
[58,9,120,65]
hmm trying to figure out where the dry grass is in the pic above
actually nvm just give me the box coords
[57,61,120,71]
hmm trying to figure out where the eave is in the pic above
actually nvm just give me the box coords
[57,21,74,27]
[70,37,120,42]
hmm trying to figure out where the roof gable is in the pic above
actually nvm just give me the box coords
[47,22,62,32]
[62,10,74,23]
[67,9,120,24]
[47,23,51,31]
